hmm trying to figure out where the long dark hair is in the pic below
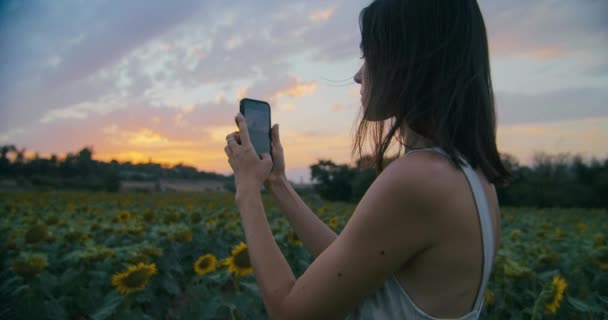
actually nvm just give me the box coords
[351,0,511,186]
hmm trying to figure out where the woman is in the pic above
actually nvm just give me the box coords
[224,0,511,319]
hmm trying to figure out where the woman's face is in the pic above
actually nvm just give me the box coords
[353,61,368,108]
[354,61,392,121]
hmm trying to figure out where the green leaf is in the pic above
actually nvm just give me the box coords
[59,268,80,284]
[162,276,182,296]
[240,281,259,294]
[45,299,67,320]
[566,295,602,313]
[12,285,29,296]
[90,291,123,320]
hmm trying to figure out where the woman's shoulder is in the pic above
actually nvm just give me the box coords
[385,150,464,201]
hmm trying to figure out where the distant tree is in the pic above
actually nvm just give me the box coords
[103,169,121,192]
[310,160,356,202]
[0,145,15,175]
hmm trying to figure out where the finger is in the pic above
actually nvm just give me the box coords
[235,113,252,146]
[225,132,241,144]
[272,124,281,145]
[227,139,239,153]
[224,145,232,156]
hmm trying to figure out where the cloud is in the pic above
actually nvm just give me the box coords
[479,0,608,56]
[309,7,336,22]
[0,0,367,130]
[247,75,319,106]
[2,0,607,172]
[0,0,207,127]
[498,117,608,164]
[273,78,318,99]
[279,103,296,111]
[495,87,608,125]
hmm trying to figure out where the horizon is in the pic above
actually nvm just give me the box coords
[1,0,607,184]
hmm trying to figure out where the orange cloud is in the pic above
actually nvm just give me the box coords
[128,128,170,145]
[273,78,317,99]
[309,7,335,22]
[332,103,347,112]
[237,86,249,100]
[525,47,563,59]
[95,148,226,168]
[489,35,567,59]
[497,118,608,164]
[103,125,194,148]
[279,103,296,111]
[204,125,239,142]
[175,105,195,127]
[191,47,205,60]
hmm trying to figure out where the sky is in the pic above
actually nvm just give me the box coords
[1,0,607,184]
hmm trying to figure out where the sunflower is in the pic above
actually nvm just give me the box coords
[592,233,605,249]
[80,245,115,264]
[169,228,193,242]
[163,212,180,224]
[194,253,217,276]
[317,207,326,216]
[24,224,49,244]
[287,230,303,246]
[554,227,566,239]
[45,215,60,225]
[575,223,587,233]
[545,275,567,315]
[591,246,608,270]
[111,262,158,295]
[328,216,338,230]
[222,242,253,277]
[206,218,217,231]
[143,210,156,222]
[117,210,131,223]
[12,253,48,277]
[190,211,203,223]
[503,257,533,278]
[484,289,495,306]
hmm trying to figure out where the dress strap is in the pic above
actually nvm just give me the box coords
[403,147,449,158]
[459,160,494,310]
[404,147,494,311]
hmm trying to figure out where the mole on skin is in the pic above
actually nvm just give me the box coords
[338,272,342,277]
[380,250,385,255]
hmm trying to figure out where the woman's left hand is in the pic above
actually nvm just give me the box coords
[224,112,273,194]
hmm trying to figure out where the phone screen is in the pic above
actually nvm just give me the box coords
[240,98,272,157]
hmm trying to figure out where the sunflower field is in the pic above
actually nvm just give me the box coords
[1,191,607,320]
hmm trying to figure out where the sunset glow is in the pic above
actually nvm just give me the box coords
[1,0,606,183]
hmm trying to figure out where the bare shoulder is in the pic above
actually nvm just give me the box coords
[383,151,463,206]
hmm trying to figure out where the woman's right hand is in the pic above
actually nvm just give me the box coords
[264,124,286,188]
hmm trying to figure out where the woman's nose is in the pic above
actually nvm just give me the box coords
[354,69,362,84]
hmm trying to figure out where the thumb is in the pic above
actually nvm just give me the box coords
[272,124,281,145]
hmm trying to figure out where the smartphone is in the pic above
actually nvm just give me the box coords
[239,98,273,164]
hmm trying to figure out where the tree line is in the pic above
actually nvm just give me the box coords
[309,152,608,209]
[2,144,606,208]
[0,145,228,192]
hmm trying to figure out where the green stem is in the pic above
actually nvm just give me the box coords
[230,306,236,320]
[531,289,547,320]
[232,276,241,293]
